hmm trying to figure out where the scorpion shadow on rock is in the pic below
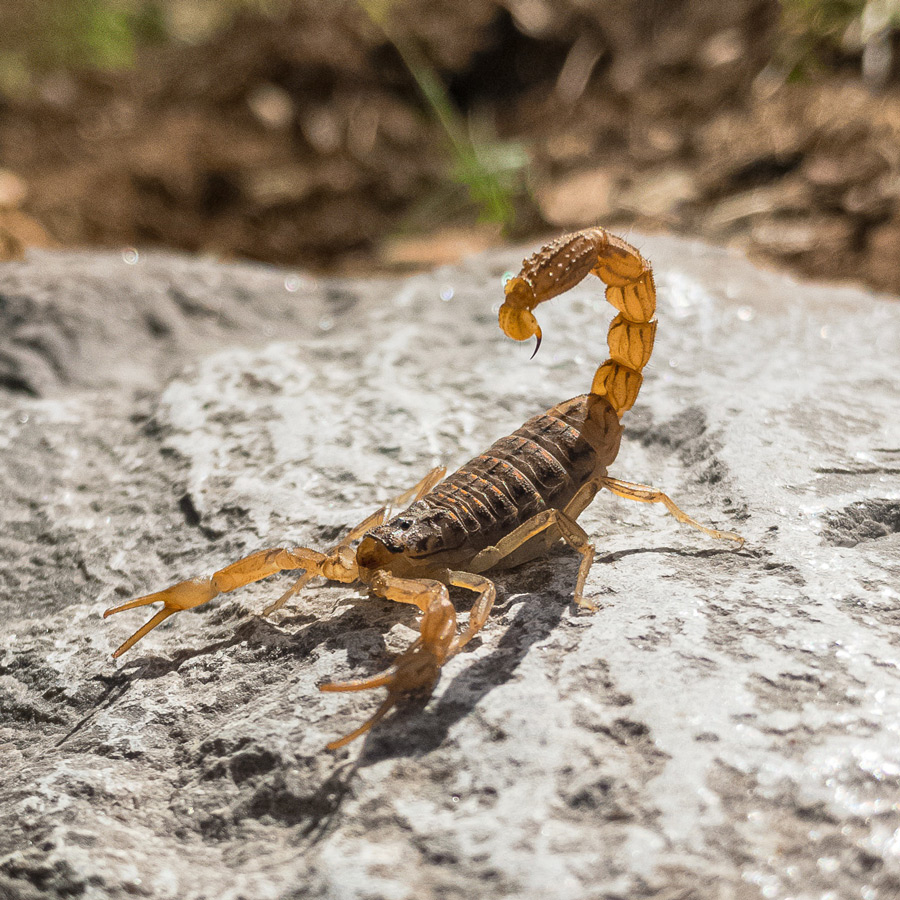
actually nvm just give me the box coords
[349,542,752,764]
[349,552,579,763]
[55,625,258,749]
[54,671,133,748]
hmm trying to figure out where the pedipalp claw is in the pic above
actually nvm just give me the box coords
[103,577,219,658]
[318,636,443,750]
[319,665,400,750]
[319,669,396,693]
[108,608,177,659]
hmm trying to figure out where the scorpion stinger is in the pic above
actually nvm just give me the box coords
[498,227,658,417]
[104,229,743,751]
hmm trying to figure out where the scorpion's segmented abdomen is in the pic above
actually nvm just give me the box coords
[370,395,621,561]
[416,395,606,551]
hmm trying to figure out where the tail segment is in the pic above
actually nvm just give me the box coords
[499,228,657,417]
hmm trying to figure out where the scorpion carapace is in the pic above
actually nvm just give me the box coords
[104,228,743,750]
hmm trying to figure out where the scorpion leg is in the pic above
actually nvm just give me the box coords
[261,507,386,617]
[600,476,744,545]
[553,512,596,609]
[470,509,597,608]
[262,465,445,616]
[469,510,560,572]
[385,465,447,514]
[446,570,497,653]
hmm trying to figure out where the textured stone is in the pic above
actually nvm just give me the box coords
[1,235,899,900]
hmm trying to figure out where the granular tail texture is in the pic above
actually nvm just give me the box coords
[499,227,657,415]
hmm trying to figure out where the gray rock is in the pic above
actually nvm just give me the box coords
[1,235,899,900]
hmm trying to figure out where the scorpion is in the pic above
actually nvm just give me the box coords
[104,227,743,750]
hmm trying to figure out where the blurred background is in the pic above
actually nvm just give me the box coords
[0,0,899,292]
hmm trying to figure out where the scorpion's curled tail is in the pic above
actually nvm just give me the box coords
[499,228,657,417]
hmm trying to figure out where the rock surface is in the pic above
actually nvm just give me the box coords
[1,236,899,900]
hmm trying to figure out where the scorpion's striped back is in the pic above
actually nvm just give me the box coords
[365,393,622,565]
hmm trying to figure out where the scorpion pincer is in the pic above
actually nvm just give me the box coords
[104,228,744,749]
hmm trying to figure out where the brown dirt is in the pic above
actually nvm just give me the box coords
[1,0,899,294]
